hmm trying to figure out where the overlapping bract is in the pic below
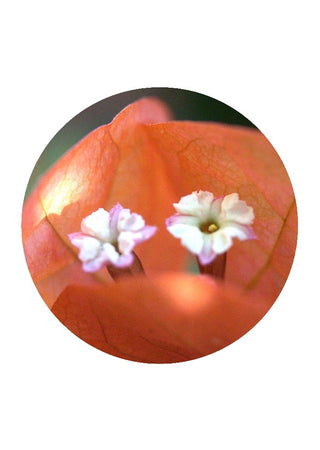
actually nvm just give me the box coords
[22,98,297,363]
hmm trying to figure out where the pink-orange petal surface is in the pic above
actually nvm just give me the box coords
[52,273,271,363]
[22,97,297,318]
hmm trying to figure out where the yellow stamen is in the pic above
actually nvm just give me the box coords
[208,223,218,232]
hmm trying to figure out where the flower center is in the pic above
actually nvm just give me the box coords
[200,222,218,233]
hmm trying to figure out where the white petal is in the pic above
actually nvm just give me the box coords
[173,192,200,215]
[81,208,111,241]
[118,231,137,254]
[118,225,157,254]
[82,255,107,272]
[167,224,204,254]
[208,197,223,221]
[196,190,215,213]
[219,222,256,241]
[211,229,233,254]
[117,209,145,231]
[166,213,201,228]
[82,243,134,272]
[220,193,254,225]
[70,235,101,262]
[173,191,214,218]
[81,242,116,272]
[101,242,121,264]
[68,232,86,248]
[112,253,134,268]
[70,205,157,272]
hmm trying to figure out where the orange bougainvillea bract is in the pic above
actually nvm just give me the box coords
[22,97,297,363]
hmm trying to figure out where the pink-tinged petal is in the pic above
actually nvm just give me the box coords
[220,193,254,225]
[80,208,111,241]
[139,225,158,241]
[68,233,101,260]
[118,231,137,254]
[166,223,197,239]
[68,204,157,273]
[82,257,107,273]
[220,222,257,241]
[82,242,134,272]
[108,203,124,239]
[112,252,134,268]
[166,213,201,228]
[68,232,87,246]
[118,210,145,232]
[81,243,116,272]
[198,234,216,265]
[118,225,157,254]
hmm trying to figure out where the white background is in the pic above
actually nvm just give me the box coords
[1,1,319,449]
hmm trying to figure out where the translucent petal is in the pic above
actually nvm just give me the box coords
[208,197,223,222]
[220,194,254,225]
[219,222,256,241]
[166,213,201,228]
[174,191,214,218]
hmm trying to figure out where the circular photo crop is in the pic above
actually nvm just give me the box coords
[22,88,298,363]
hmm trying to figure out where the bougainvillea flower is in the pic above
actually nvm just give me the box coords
[22,97,298,363]
[166,191,256,265]
[68,205,157,272]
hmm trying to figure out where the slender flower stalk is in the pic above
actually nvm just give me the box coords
[166,191,256,279]
[197,253,227,279]
[107,251,145,280]
[68,204,157,277]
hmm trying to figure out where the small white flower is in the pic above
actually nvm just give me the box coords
[166,191,256,265]
[69,204,157,272]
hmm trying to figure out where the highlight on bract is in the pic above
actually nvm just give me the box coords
[22,88,298,363]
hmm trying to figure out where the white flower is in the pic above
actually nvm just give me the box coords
[69,204,157,272]
[166,191,256,265]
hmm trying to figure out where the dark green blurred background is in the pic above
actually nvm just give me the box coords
[25,87,257,198]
